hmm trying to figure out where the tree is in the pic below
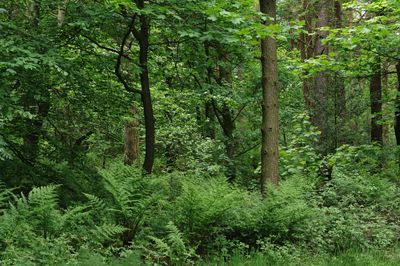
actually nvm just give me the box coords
[395,61,400,146]
[370,60,383,145]
[114,1,155,174]
[260,0,279,193]
[299,0,347,153]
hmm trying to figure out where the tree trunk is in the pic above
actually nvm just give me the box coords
[57,0,66,26]
[116,1,155,173]
[137,0,155,174]
[204,42,216,140]
[124,107,139,165]
[299,0,315,112]
[220,106,236,181]
[204,102,216,139]
[395,62,400,146]
[370,61,383,145]
[313,0,333,152]
[260,0,279,193]
[333,1,346,148]
[214,49,237,181]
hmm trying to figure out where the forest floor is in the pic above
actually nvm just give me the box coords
[199,247,400,266]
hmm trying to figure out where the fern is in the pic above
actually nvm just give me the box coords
[0,136,12,160]
[0,181,12,212]
[92,223,126,242]
[28,185,60,209]
[165,221,187,254]
[145,221,197,265]
[83,193,106,211]
[99,164,161,242]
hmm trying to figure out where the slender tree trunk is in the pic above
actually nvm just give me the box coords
[213,49,237,181]
[137,5,155,174]
[370,61,383,145]
[260,0,279,193]
[395,62,400,146]
[116,1,155,173]
[204,42,216,139]
[220,106,236,181]
[204,102,216,139]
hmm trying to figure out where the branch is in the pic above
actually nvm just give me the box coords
[74,131,94,146]
[190,73,225,128]
[235,142,260,158]
[0,133,33,166]
[81,34,132,60]
[115,14,142,95]
[232,104,247,123]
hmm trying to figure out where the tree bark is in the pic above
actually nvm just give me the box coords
[299,0,315,112]
[370,61,383,145]
[212,48,237,181]
[395,62,400,146]
[204,102,216,139]
[260,0,279,193]
[57,0,66,26]
[124,107,139,165]
[115,2,155,174]
[313,0,333,152]
[204,42,216,140]
[137,1,155,174]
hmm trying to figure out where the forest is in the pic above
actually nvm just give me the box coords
[0,0,400,265]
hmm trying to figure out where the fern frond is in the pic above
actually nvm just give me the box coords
[165,221,186,253]
[92,223,126,241]
[83,193,106,210]
[148,236,171,256]
[0,181,12,211]
[61,205,91,225]
[28,185,60,209]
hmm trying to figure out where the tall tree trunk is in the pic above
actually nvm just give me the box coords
[220,106,236,181]
[370,61,383,145]
[313,0,333,152]
[395,61,400,146]
[137,1,155,174]
[204,42,216,140]
[299,0,315,112]
[260,0,279,193]
[115,2,155,173]
[333,0,346,148]
[213,49,237,181]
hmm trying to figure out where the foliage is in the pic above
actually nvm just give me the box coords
[1,0,400,265]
